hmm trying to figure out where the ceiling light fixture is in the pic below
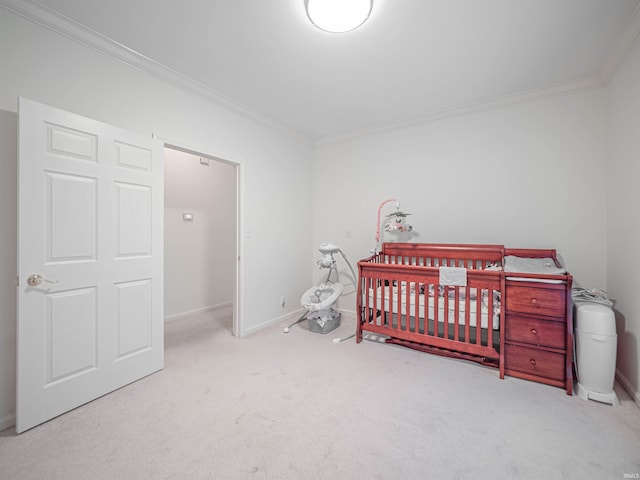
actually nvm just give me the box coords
[305,0,373,33]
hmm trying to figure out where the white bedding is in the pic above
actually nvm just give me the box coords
[366,285,500,330]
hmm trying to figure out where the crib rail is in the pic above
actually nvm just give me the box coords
[372,243,504,270]
[357,245,505,365]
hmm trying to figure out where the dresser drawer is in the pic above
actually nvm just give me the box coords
[505,285,565,317]
[504,344,565,382]
[505,315,565,349]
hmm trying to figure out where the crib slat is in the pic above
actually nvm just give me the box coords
[363,276,368,323]
[443,286,450,339]
[371,277,377,325]
[367,276,373,323]
[453,286,460,341]
[403,281,407,331]
[396,280,402,331]
[476,291,483,346]
[434,285,440,337]
[464,286,471,342]
[414,282,420,333]
[487,289,495,347]
[382,281,388,327]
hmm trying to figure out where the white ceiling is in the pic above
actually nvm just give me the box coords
[19,0,640,143]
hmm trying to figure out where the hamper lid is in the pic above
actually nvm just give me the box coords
[575,302,616,335]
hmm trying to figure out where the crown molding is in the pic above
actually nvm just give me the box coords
[315,75,605,146]
[3,0,635,148]
[598,1,640,85]
[0,0,312,146]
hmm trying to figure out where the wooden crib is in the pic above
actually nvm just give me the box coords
[356,242,575,395]
[356,243,505,368]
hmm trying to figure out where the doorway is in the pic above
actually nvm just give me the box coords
[163,145,240,336]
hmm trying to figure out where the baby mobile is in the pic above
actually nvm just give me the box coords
[373,198,413,253]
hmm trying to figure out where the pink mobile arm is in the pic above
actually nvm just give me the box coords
[375,198,397,244]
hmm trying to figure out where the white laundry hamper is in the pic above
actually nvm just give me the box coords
[574,302,619,406]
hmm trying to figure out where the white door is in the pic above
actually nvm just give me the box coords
[16,98,164,433]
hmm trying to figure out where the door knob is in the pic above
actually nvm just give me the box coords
[26,274,58,287]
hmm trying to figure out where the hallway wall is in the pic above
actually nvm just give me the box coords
[164,149,236,319]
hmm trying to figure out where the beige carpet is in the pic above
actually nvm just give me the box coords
[1,310,639,480]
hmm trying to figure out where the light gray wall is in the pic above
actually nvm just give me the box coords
[606,36,640,403]
[312,90,608,311]
[0,9,313,430]
[164,149,236,319]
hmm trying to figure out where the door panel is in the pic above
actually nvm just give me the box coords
[17,97,164,433]
[115,279,152,358]
[46,287,98,384]
[46,122,98,162]
[46,172,97,261]
[116,182,151,256]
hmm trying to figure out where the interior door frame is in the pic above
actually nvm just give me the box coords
[161,139,243,337]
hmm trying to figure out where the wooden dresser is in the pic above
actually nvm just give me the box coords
[501,249,574,395]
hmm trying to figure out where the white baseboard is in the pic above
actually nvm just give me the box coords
[0,413,15,433]
[616,368,640,408]
[242,308,357,337]
[243,309,305,336]
[164,302,232,324]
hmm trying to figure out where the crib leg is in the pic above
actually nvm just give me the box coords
[356,309,364,343]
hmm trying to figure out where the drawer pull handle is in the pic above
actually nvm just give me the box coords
[531,298,538,305]
[530,358,537,366]
[530,328,537,335]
